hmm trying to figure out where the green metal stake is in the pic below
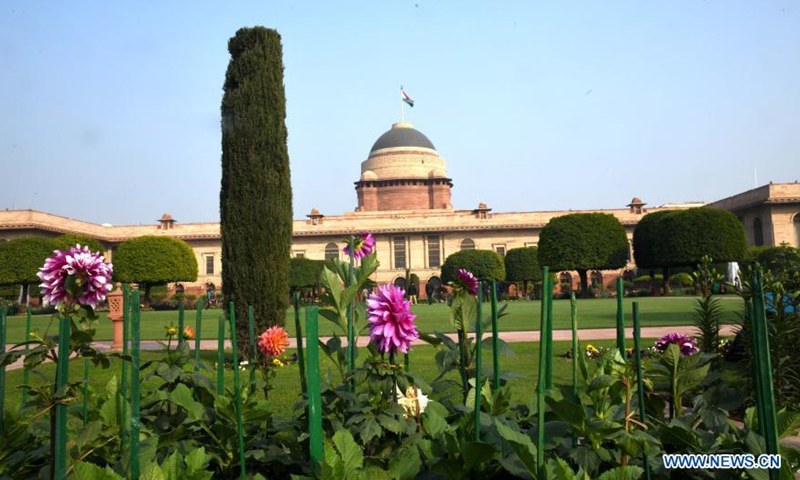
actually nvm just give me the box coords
[130,290,142,480]
[53,312,71,480]
[749,271,780,480]
[0,306,6,434]
[474,281,483,442]
[404,352,409,373]
[121,285,130,449]
[616,277,626,355]
[228,303,246,480]
[570,292,578,449]
[490,280,501,390]
[545,277,554,389]
[747,299,767,434]
[178,303,185,348]
[21,308,31,408]
[632,302,652,480]
[194,300,203,370]
[217,316,225,396]
[536,266,550,477]
[347,237,356,391]
[306,306,323,476]
[293,292,307,395]
[82,358,90,426]
[248,305,256,386]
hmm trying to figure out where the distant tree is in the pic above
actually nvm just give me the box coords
[504,247,541,297]
[441,249,506,284]
[113,236,198,307]
[633,210,675,294]
[744,243,800,290]
[52,234,104,254]
[220,26,292,352]
[655,209,746,267]
[289,257,324,293]
[537,213,629,298]
[0,236,56,305]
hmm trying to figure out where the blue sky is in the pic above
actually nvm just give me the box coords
[2,1,798,225]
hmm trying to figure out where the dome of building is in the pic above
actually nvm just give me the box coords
[369,122,436,153]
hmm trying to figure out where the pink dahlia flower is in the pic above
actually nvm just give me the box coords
[37,244,113,309]
[367,284,419,354]
[455,268,479,295]
[655,333,699,356]
[259,326,290,357]
[343,232,375,259]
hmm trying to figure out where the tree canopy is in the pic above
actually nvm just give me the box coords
[0,236,57,304]
[632,210,673,270]
[52,234,104,254]
[504,247,541,295]
[220,26,292,347]
[289,257,324,291]
[537,213,629,297]
[654,208,746,268]
[113,236,198,305]
[441,249,506,283]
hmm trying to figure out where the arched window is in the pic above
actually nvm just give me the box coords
[559,272,572,291]
[753,218,764,246]
[591,271,603,288]
[393,277,407,289]
[324,242,339,261]
[460,238,475,250]
[794,214,800,248]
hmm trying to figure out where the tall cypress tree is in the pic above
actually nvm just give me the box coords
[220,27,292,351]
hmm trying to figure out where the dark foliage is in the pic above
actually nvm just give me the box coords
[537,213,628,297]
[220,27,293,348]
[289,257,324,291]
[0,236,56,304]
[441,249,506,283]
[52,234,104,254]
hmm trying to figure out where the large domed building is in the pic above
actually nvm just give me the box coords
[356,122,452,212]
[1,120,799,299]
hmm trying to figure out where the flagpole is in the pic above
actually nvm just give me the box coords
[400,86,405,123]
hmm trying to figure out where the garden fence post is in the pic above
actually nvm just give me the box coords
[248,305,256,385]
[121,285,130,447]
[306,306,323,476]
[536,266,550,477]
[217,316,225,396]
[293,292,307,395]
[0,305,6,434]
[228,303,246,480]
[22,307,31,408]
[194,300,203,370]
[53,311,71,480]
[545,276,554,389]
[490,279,500,390]
[347,237,356,392]
[474,281,483,442]
[616,277,626,356]
[82,358,90,426]
[632,302,651,480]
[130,290,142,480]
[178,303,185,348]
[570,292,578,448]
[749,271,779,480]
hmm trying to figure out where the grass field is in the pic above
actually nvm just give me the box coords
[1,339,637,418]
[2,295,744,344]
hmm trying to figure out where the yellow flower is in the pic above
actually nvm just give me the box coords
[586,344,598,352]
[272,358,284,367]
[165,325,178,336]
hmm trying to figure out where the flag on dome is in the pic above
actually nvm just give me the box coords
[401,88,414,107]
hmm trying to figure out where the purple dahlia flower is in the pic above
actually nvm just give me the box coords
[367,284,419,355]
[455,268,479,295]
[655,333,699,356]
[343,232,376,260]
[37,244,113,309]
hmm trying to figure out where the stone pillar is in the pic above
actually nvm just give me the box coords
[107,284,124,350]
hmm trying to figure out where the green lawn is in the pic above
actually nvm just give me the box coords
[1,340,632,418]
[2,295,744,344]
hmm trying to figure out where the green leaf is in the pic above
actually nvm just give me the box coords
[777,410,800,439]
[595,466,644,480]
[75,420,104,452]
[70,463,126,480]
[169,384,204,421]
[377,413,404,434]
[388,446,422,480]
[184,447,210,473]
[359,416,382,445]
[495,421,536,476]
[332,429,364,474]
[588,375,618,391]
[422,402,449,439]
[462,442,497,471]
[549,457,577,480]
[140,462,167,480]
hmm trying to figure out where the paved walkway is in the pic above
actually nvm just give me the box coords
[2,324,738,372]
